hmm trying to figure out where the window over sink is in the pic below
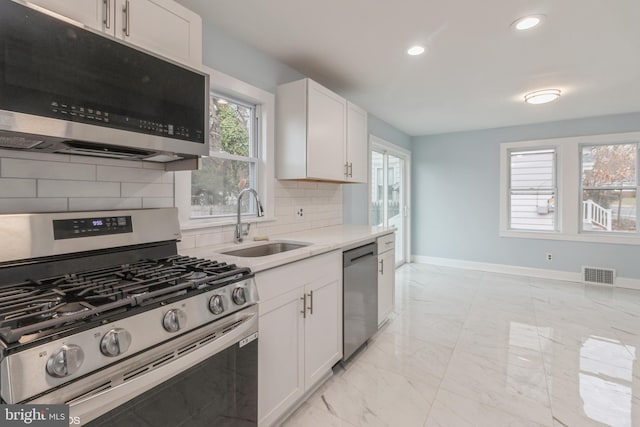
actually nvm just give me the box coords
[191,94,258,218]
[175,66,274,228]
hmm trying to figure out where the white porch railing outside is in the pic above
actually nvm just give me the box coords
[371,200,400,226]
[583,199,612,231]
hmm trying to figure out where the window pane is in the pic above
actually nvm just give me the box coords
[209,95,253,157]
[387,154,404,262]
[509,149,556,231]
[510,192,556,231]
[371,151,384,226]
[582,189,636,232]
[510,149,554,189]
[191,157,256,218]
[582,144,636,188]
[581,143,637,233]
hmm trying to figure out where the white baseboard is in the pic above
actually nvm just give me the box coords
[410,255,640,291]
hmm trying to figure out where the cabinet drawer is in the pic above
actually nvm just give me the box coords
[255,251,341,303]
[377,233,395,254]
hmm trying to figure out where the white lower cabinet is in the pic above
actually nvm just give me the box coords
[256,251,342,427]
[377,233,395,326]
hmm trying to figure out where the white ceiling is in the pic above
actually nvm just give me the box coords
[176,0,640,136]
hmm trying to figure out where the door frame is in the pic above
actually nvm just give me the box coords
[369,135,411,266]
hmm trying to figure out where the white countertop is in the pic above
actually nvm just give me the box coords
[180,225,394,272]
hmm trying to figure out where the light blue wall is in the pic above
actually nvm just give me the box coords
[201,24,304,93]
[411,112,640,278]
[368,114,412,152]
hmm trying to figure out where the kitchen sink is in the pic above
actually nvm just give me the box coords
[221,241,310,258]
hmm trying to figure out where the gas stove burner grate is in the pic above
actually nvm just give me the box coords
[53,302,93,318]
[0,255,253,344]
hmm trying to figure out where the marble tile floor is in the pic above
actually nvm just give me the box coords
[281,263,640,427]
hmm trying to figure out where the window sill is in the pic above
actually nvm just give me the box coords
[500,229,640,245]
[180,215,276,231]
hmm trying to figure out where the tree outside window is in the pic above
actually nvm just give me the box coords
[190,95,257,218]
[581,143,637,232]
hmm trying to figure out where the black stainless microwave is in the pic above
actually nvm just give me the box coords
[0,0,208,166]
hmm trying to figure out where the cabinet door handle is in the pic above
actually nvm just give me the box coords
[379,259,384,274]
[123,0,131,36]
[348,162,353,178]
[307,291,313,315]
[102,0,111,29]
[300,294,307,319]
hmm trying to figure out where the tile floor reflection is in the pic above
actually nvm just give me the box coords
[281,263,640,427]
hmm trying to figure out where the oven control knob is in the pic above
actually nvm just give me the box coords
[163,308,187,333]
[46,344,85,378]
[232,287,247,305]
[209,295,225,315]
[100,328,132,357]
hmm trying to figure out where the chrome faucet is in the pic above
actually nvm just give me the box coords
[235,188,264,243]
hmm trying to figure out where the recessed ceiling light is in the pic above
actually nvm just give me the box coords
[512,14,545,31]
[524,89,561,104]
[407,45,425,56]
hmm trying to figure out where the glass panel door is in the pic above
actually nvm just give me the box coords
[387,154,404,263]
[371,151,385,227]
[371,148,407,265]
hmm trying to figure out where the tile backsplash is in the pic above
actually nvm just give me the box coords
[0,150,343,248]
[178,180,343,251]
[0,150,173,213]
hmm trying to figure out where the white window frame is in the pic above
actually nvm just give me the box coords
[500,131,640,245]
[175,66,275,229]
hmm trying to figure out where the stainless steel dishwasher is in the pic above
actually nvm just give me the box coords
[343,242,378,361]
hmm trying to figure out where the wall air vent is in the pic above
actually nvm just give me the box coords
[583,266,615,285]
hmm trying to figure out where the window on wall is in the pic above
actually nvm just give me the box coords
[190,94,258,218]
[174,66,274,227]
[508,148,557,231]
[500,131,640,245]
[581,143,637,233]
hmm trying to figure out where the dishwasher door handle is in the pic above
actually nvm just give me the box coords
[346,251,375,264]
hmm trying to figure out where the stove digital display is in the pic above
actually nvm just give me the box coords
[53,216,133,240]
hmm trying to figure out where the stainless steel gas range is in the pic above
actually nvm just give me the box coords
[0,208,258,426]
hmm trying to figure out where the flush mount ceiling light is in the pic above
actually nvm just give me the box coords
[524,89,561,104]
[511,14,545,31]
[407,45,425,56]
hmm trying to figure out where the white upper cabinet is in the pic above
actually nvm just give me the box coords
[114,0,202,65]
[306,81,347,181]
[27,0,202,65]
[28,0,105,31]
[277,78,368,183]
[346,101,368,183]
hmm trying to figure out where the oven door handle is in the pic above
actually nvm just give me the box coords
[63,306,258,424]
